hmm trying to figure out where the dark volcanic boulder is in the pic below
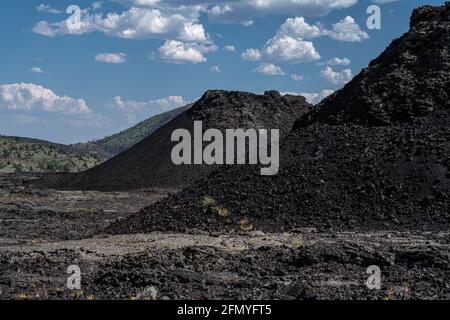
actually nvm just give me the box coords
[39,90,312,191]
[106,3,450,235]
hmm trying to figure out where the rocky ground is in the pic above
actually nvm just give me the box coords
[0,174,171,241]
[0,174,449,300]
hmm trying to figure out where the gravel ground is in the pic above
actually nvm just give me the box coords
[1,175,450,300]
[0,174,171,241]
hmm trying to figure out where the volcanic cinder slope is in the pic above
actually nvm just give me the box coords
[107,3,450,235]
[40,90,312,191]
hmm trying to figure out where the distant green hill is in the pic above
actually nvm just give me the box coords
[73,104,191,159]
[0,136,101,173]
[0,105,191,173]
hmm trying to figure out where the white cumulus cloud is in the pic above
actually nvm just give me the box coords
[158,40,214,64]
[223,45,236,52]
[95,53,127,64]
[210,66,221,73]
[208,0,357,24]
[326,16,369,42]
[241,15,365,64]
[113,94,187,123]
[291,74,304,81]
[321,66,353,86]
[0,83,90,115]
[276,15,368,43]
[116,0,161,7]
[326,57,351,66]
[33,6,208,43]
[241,48,262,61]
[262,34,321,63]
[36,4,62,14]
[242,36,320,63]
[279,17,323,39]
[91,2,103,10]
[372,0,399,3]
[299,89,335,104]
[253,63,285,76]
[30,67,46,73]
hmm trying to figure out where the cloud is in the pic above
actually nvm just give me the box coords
[116,0,161,6]
[95,53,127,64]
[242,37,320,63]
[0,83,90,115]
[33,1,362,45]
[223,45,236,52]
[33,6,208,43]
[321,66,353,86]
[210,66,221,73]
[207,0,357,24]
[253,63,285,76]
[291,74,304,81]
[33,1,362,51]
[210,4,233,16]
[36,4,61,14]
[276,15,368,42]
[262,34,321,63]
[326,57,351,66]
[241,48,262,61]
[0,83,110,129]
[91,2,103,10]
[157,40,216,64]
[279,17,323,39]
[326,16,369,42]
[263,18,323,64]
[30,67,46,73]
[299,89,335,104]
[113,94,187,123]
[118,0,357,22]
[241,15,365,65]
[372,0,399,3]
[241,20,254,27]
[32,21,59,37]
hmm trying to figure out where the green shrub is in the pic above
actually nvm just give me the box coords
[201,196,216,206]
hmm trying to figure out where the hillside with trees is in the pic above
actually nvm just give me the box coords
[73,105,191,159]
[0,136,101,173]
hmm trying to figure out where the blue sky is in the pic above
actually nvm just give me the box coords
[0,0,444,144]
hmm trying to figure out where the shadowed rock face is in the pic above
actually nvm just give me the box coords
[106,3,450,236]
[38,90,312,191]
[295,2,450,128]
